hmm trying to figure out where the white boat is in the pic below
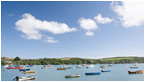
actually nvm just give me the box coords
[15,75,36,81]
[130,66,138,68]
[87,64,94,68]
[75,65,82,68]
[3,65,9,68]
[41,67,50,69]
[65,74,81,78]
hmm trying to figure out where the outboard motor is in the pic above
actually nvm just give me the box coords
[16,76,19,81]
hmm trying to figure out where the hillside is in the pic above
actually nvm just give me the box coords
[1,56,144,65]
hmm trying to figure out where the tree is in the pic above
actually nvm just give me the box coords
[14,57,21,61]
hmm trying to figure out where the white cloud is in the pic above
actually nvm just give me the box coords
[111,1,144,27]
[94,14,113,24]
[78,17,98,31]
[15,13,77,43]
[86,31,94,36]
[78,17,98,36]
[43,37,58,43]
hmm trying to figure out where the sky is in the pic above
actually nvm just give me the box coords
[1,1,144,59]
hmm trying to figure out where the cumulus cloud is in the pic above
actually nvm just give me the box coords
[86,31,94,36]
[94,14,113,24]
[111,1,144,27]
[15,13,77,43]
[78,17,98,36]
[43,37,58,43]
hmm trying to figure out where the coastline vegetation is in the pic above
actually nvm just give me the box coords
[1,56,144,65]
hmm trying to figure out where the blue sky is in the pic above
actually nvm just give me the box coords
[1,1,144,59]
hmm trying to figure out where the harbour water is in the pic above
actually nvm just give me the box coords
[1,63,144,81]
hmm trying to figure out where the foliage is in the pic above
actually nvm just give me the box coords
[14,57,21,61]
[1,57,144,65]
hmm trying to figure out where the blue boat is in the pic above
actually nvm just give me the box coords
[85,72,101,75]
[19,69,30,71]
[101,69,111,72]
[67,67,72,69]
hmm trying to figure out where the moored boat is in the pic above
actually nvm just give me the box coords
[7,65,23,69]
[23,71,36,74]
[87,64,94,68]
[41,67,50,69]
[19,69,30,71]
[43,64,50,67]
[65,74,81,78]
[67,67,72,69]
[100,65,106,68]
[101,69,111,72]
[26,65,34,67]
[108,64,113,67]
[85,72,101,75]
[130,66,138,68]
[83,64,87,66]
[3,65,9,68]
[128,70,143,74]
[57,67,67,70]
[14,75,36,81]
[75,65,82,68]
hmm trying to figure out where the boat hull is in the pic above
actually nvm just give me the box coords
[85,72,101,75]
[128,70,143,74]
[23,71,36,74]
[101,70,111,72]
[57,67,67,70]
[7,66,23,69]
[65,74,81,78]
[19,69,30,71]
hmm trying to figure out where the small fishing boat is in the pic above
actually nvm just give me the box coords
[85,72,101,75]
[7,65,23,69]
[83,64,87,66]
[65,74,81,78]
[57,67,67,70]
[130,66,138,68]
[14,75,36,81]
[41,67,50,69]
[67,67,72,69]
[108,64,113,67]
[100,65,106,68]
[75,65,82,68]
[41,65,50,69]
[26,65,34,67]
[19,69,30,71]
[101,69,111,72]
[3,65,9,68]
[87,64,94,68]
[43,64,50,67]
[128,70,143,74]
[23,71,36,74]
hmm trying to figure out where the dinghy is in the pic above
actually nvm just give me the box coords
[26,65,34,67]
[23,71,36,74]
[14,75,36,81]
[85,72,101,75]
[57,67,67,70]
[65,74,81,78]
[101,69,111,72]
[130,66,138,68]
[7,65,23,69]
[19,69,30,71]
[75,65,82,68]
[128,70,143,74]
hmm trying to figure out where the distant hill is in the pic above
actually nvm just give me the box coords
[1,56,144,65]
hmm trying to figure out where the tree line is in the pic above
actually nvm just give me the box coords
[1,56,144,65]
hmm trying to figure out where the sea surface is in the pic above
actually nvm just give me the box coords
[1,63,144,81]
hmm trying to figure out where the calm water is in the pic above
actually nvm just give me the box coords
[1,64,144,81]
